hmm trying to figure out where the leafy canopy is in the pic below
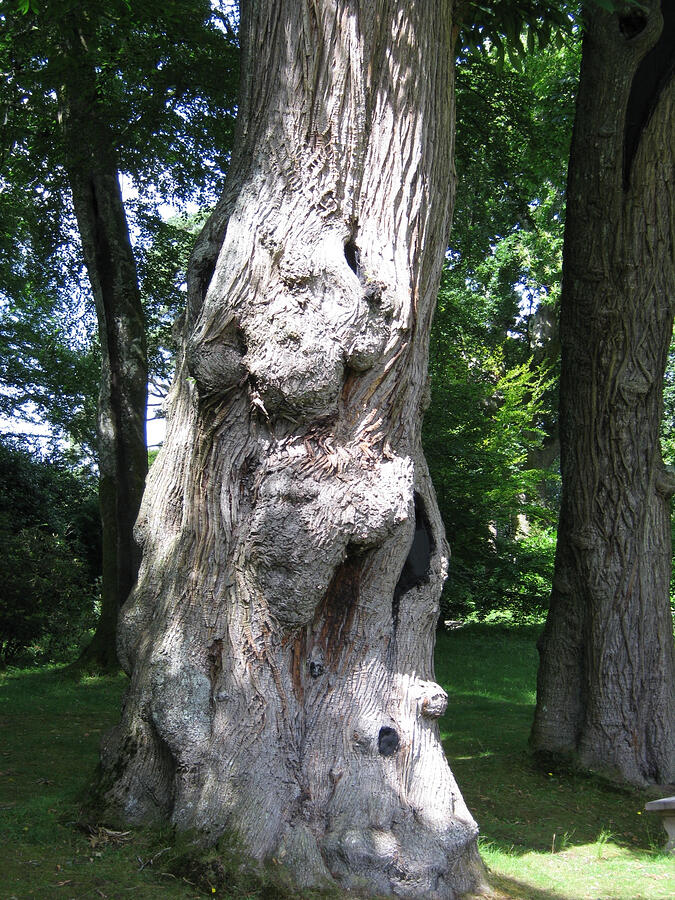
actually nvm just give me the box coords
[0,0,238,452]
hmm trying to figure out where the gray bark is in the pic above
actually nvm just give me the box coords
[98,2,484,896]
[531,1,675,786]
[59,27,148,669]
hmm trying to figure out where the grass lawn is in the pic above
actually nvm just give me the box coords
[437,624,675,899]
[0,624,673,899]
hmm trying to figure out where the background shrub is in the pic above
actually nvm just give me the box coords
[0,439,101,664]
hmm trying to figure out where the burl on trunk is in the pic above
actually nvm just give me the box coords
[98,2,483,896]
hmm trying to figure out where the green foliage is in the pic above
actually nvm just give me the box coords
[424,274,558,621]
[425,38,578,622]
[0,439,101,663]
[661,334,675,469]
[0,281,100,457]
[464,526,558,622]
[0,525,98,664]
[135,210,208,386]
[456,1,574,71]
[452,38,578,271]
[1,0,239,203]
[0,0,238,449]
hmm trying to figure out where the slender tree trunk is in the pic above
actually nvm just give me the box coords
[59,30,148,671]
[98,2,484,896]
[531,1,675,786]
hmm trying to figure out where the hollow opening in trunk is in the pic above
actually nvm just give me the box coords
[622,2,675,187]
[392,492,434,630]
[378,725,400,756]
[344,239,362,280]
[618,11,647,39]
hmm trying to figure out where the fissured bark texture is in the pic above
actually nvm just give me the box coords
[99,2,483,897]
[531,1,675,786]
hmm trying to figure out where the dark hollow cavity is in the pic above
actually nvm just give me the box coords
[392,492,434,630]
[344,240,362,278]
[308,660,324,678]
[619,11,648,39]
[378,726,400,757]
[623,1,675,188]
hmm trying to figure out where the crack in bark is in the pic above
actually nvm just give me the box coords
[344,239,362,279]
[316,551,363,672]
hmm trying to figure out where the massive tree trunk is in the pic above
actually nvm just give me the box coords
[531,1,675,786]
[59,28,148,671]
[98,2,484,896]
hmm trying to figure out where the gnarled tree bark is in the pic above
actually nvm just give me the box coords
[98,1,484,896]
[531,0,675,786]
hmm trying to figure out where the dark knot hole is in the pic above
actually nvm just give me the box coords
[378,726,400,757]
[344,240,361,278]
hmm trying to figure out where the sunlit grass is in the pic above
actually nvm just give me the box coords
[0,627,673,898]
[480,840,674,899]
[436,623,675,899]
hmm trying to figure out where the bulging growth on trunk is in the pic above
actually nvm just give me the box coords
[98,2,483,896]
[531,1,675,787]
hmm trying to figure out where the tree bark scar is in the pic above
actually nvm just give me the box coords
[340,365,362,404]
[317,553,362,669]
[392,492,434,632]
[239,450,259,500]
[206,638,224,699]
[291,630,307,703]
[623,1,675,189]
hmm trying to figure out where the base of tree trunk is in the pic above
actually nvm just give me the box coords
[174,835,488,899]
[71,624,120,674]
[531,744,675,794]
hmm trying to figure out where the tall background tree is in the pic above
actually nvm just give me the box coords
[531,0,675,786]
[57,7,149,670]
[0,0,238,667]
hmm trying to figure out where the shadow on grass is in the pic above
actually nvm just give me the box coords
[0,663,127,714]
[433,624,671,863]
[2,626,671,899]
[487,870,575,900]
[440,691,667,859]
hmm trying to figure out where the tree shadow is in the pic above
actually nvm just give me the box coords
[485,870,575,899]
[440,693,666,858]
